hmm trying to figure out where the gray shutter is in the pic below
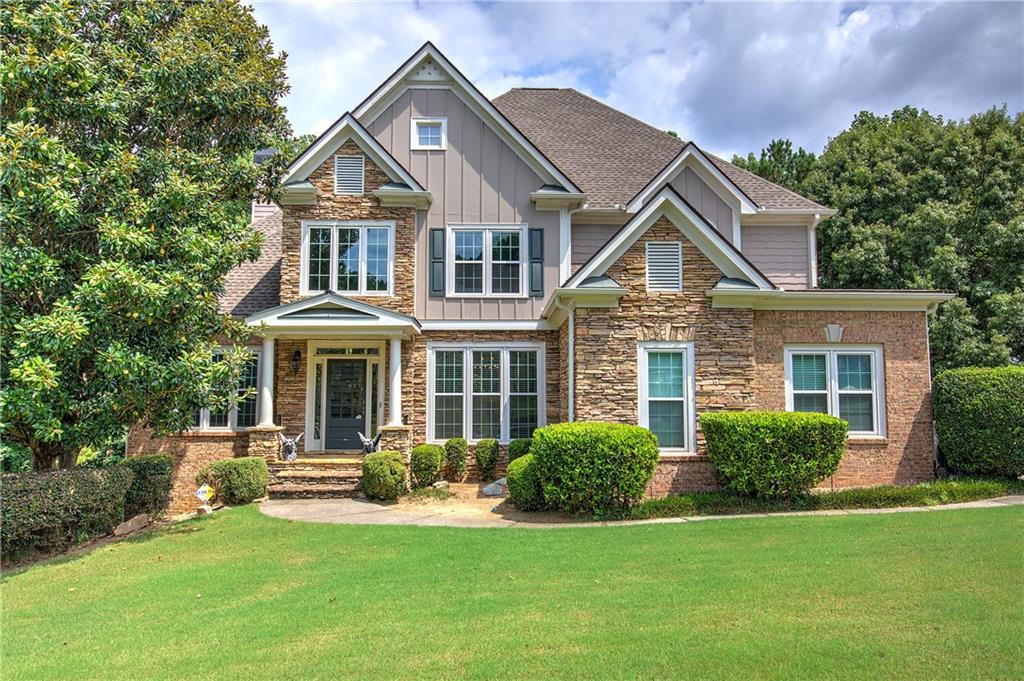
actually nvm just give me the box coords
[529,228,544,297]
[429,229,445,297]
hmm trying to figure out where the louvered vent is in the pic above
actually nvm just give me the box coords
[334,155,365,195]
[646,242,682,291]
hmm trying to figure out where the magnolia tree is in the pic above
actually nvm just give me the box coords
[1,1,290,469]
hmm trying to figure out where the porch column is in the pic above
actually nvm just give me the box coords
[258,335,275,426]
[388,337,402,426]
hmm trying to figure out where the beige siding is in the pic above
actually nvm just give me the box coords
[571,223,621,273]
[669,166,734,243]
[367,88,557,319]
[741,225,810,289]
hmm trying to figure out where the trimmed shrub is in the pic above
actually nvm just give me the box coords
[507,453,545,511]
[507,438,532,463]
[123,455,174,517]
[362,451,407,501]
[475,439,499,481]
[532,422,659,518]
[701,411,847,498]
[410,444,444,488]
[1,465,134,561]
[444,437,468,481]
[934,367,1024,478]
[196,457,268,506]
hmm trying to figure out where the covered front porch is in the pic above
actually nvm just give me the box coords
[245,293,418,479]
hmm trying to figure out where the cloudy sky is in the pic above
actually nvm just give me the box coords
[250,1,1023,158]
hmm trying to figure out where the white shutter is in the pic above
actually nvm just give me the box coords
[646,241,682,291]
[334,155,365,195]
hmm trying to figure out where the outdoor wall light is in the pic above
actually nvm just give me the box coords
[290,349,302,374]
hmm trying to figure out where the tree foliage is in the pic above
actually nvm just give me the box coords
[731,138,817,193]
[1,0,290,469]
[737,107,1024,370]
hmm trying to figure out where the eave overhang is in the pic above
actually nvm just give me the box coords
[708,288,955,312]
[245,292,422,337]
[373,187,433,209]
[530,189,588,210]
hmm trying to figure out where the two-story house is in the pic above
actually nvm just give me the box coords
[128,43,952,511]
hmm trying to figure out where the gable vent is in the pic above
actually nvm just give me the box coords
[646,241,682,291]
[334,155,365,195]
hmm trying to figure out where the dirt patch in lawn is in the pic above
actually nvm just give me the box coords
[394,482,573,524]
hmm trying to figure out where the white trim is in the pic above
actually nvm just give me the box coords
[425,341,546,444]
[567,308,575,421]
[353,43,581,194]
[388,338,402,425]
[282,114,424,191]
[245,291,420,333]
[637,341,696,455]
[298,220,396,297]
[783,345,887,438]
[193,347,262,433]
[445,224,528,298]
[709,288,954,312]
[410,117,448,150]
[304,340,387,452]
[558,208,571,285]
[419,319,553,331]
[645,241,683,292]
[258,336,275,427]
[567,186,775,291]
[333,154,365,195]
[626,144,758,215]
[807,223,819,288]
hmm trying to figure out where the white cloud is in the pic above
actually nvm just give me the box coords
[249,1,1023,156]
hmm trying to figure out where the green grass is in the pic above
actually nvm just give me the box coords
[631,477,1024,519]
[3,505,1022,680]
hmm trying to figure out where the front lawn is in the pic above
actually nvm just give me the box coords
[3,505,1022,680]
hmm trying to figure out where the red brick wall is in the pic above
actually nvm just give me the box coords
[753,309,935,488]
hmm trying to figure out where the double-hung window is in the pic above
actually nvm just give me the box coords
[448,226,526,297]
[194,350,260,431]
[302,221,394,295]
[785,346,885,436]
[428,344,544,443]
[638,342,695,452]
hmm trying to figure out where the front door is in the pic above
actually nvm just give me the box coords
[324,359,366,450]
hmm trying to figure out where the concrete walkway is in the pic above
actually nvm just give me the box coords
[260,494,1024,529]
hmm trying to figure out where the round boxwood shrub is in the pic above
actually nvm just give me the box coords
[532,422,659,519]
[701,411,847,498]
[507,438,532,463]
[444,437,468,481]
[362,451,407,501]
[410,444,444,488]
[1,465,134,561]
[507,453,545,511]
[934,367,1024,478]
[474,439,499,481]
[196,456,268,506]
[123,455,174,517]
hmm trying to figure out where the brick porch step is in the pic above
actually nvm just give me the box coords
[273,468,361,480]
[268,480,362,499]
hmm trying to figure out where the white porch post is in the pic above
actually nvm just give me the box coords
[388,337,403,426]
[258,335,275,426]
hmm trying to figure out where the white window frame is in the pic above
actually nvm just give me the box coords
[784,345,886,438]
[299,220,396,296]
[303,340,386,453]
[333,154,365,195]
[410,117,448,150]
[445,224,528,298]
[645,241,683,292]
[637,341,696,455]
[426,342,546,444]
[194,348,261,432]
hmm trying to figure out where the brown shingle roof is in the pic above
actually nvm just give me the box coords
[221,205,281,316]
[492,88,827,212]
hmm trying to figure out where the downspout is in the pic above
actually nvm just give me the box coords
[808,213,821,288]
[552,296,575,422]
[925,302,942,477]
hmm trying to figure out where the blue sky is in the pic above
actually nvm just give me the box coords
[250,1,1023,158]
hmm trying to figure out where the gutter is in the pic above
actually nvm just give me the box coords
[552,297,576,422]
[707,288,955,312]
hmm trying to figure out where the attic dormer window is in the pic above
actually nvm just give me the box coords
[334,155,365,195]
[411,118,447,150]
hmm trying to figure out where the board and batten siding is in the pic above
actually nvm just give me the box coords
[740,225,811,289]
[366,88,557,320]
[669,166,735,243]
[571,223,621,273]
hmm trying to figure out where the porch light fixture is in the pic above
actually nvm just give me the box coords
[290,349,302,374]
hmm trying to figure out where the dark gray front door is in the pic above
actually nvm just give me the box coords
[325,359,366,450]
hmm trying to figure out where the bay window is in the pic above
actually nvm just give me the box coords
[638,342,695,452]
[428,343,544,442]
[448,226,525,297]
[301,221,394,295]
[785,346,885,436]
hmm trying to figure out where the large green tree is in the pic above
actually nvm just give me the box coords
[731,138,817,193]
[737,107,1024,371]
[1,1,290,469]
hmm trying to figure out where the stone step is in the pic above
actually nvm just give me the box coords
[268,481,362,499]
[273,468,362,480]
